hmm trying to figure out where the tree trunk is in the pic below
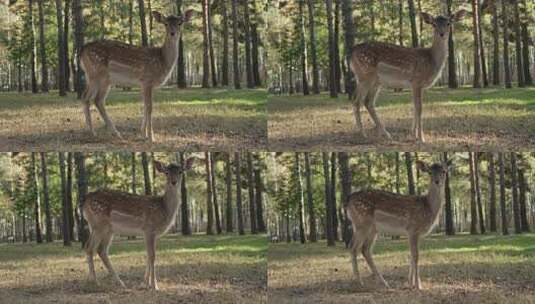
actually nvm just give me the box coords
[180,153,191,236]
[446,0,458,88]
[63,0,70,91]
[520,23,532,86]
[207,1,218,87]
[407,0,419,47]
[472,0,482,88]
[225,153,233,232]
[341,0,356,96]
[254,168,266,233]
[404,152,416,195]
[298,0,309,95]
[176,0,187,88]
[474,153,486,234]
[73,0,84,98]
[28,0,38,93]
[55,0,66,96]
[492,0,500,85]
[326,0,337,98]
[333,0,342,93]
[201,0,210,88]
[243,0,254,88]
[322,153,335,246]
[477,0,488,87]
[74,152,88,247]
[221,0,230,86]
[295,153,306,243]
[518,163,530,232]
[210,154,222,234]
[488,153,497,232]
[444,152,455,235]
[66,153,74,239]
[498,153,509,235]
[304,152,317,242]
[235,152,245,234]
[231,0,241,89]
[31,153,43,243]
[137,0,149,47]
[246,153,257,234]
[37,0,48,92]
[338,152,352,246]
[510,153,521,234]
[59,153,71,246]
[308,0,321,94]
[330,152,338,240]
[40,153,53,242]
[512,1,525,87]
[251,3,261,87]
[469,153,479,234]
[141,152,152,195]
[502,0,512,88]
[205,152,214,235]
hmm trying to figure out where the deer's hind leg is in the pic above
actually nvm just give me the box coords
[97,232,125,288]
[84,227,105,283]
[361,230,389,288]
[351,81,371,139]
[82,80,99,137]
[349,217,374,287]
[364,85,391,140]
[94,80,123,139]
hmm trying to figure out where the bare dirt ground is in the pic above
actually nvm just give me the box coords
[0,235,267,304]
[268,87,535,151]
[268,234,535,304]
[0,88,267,151]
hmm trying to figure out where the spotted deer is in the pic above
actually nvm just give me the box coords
[80,10,194,142]
[82,159,194,290]
[349,10,466,143]
[345,160,452,290]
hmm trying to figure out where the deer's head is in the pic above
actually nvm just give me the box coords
[421,10,466,41]
[417,160,453,186]
[152,9,194,40]
[154,158,194,187]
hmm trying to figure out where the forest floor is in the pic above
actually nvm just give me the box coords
[0,234,267,304]
[268,86,535,151]
[0,88,267,151]
[268,233,535,304]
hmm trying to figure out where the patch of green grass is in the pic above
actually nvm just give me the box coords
[268,86,535,151]
[0,87,267,151]
[0,234,267,304]
[268,233,535,304]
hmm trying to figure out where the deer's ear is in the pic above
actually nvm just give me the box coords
[450,10,467,22]
[154,161,167,173]
[152,11,165,24]
[416,161,429,173]
[184,157,195,170]
[183,9,195,23]
[420,12,435,25]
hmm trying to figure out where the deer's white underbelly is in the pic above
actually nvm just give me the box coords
[110,210,145,235]
[377,62,412,89]
[375,210,408,235]
[109,60,141,86]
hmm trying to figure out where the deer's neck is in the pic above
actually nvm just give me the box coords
[161,35,179,69]
[162,183,181,220]
[430,34,448,69]
[426,182,445,218]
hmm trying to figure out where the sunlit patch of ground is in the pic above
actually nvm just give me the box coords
[0,88,267,151]
[0,234,267,304]
[268,87,535,151]
[268,233,535,304]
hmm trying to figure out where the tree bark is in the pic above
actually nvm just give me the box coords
[141,152,152,195]
[254,168,266,233]
[207,1,218,87]
[474,153,486,234]
[488,153,497,232]
[221,0,230,86]
[469,152,479,234]
[176,0,187,88]
[341,0,356,96]
[210,154,222,234]
[520,23,532,85]
[243,0,254,88]
[75,152,88,247]
[298,0,309,95]
[330,152,338,240]
[66,153,74,239]
[407,0,419,47]
[518,160,530,232]
[502,0,512,88]
[205,152,214,235]
[512,0,525,87]
[304,152,317,242]
[447,0,458,88]
[404,152,415,195]
[326,0,337,98]
[201,0,210,88]
[498,153,509,235]
[295,153,306,243]
[31,153,43,243]
[231,0,241,89]
[59,153,71,246]
[225,153,233,232]
[137,0,149,47]
[477,0,488,87]
[28,0,38,93]
[338,152,352,245]
[472,0,482,88]
[37,0,48,92]
[444,152,455,235]
[73,0,84,98]
[235,152,244,234]
[491,0,500,85]
[307,0,320,94]
[180,153,191,236]
[510,153,521,234]
[333,0,342,93]
[40,153,53,242]
[246,153,257,234]
[322,153,335,246]
[55,0,67,96]
[63,0,71,91]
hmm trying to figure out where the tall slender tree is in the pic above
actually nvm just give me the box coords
[444,152,455,235]
[138,0,149,46]
[488,153,497,232]
[447,0,458,88]
[73,0,84,97]
[225,153,233,232]
[244,0,254,88]
[176,0,187,88]
[231,0,241,89]
[28,0,38,93]
[307,0,320,94]
[205,152,214,235]
[322,153,335,246]
[498,153,508,235]
[201,0,211,88]
[341,0,356,96]
[512,0,525,87]
[221,0,230,86]
[326,0,337,98]
[55,0,66,96]
[510,153,521,234]
[469,152,479,234]
[298,0,309,95]
[235,152,244,234]
[295,153,305,243]
[59,153,71,246]
[304,152,317,242]
[179,153,191,236]
[74,152,88,246]
[407,0,419,47]
[254,168,266,233]
[210,154,222,234]
[405,152,416,195]
[474,153,486,234]
[502,0,512,88]
[31,153,43,243]
[491,0,500,85]
[246,153,257,234]
[37,0,48,92]
[471,0,482,88]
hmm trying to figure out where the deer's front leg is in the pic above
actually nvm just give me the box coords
[411,87,425,144]
[141,85,154,142]
[408,235,422,290]
[145,233,159,290]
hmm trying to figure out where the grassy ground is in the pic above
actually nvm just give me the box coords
[268,233,535,304]
[0,234,267,304]
[0,88,267,151]
[268,87,535,151]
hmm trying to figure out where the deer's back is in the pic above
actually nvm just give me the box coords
[83,190,163,219]
[346,190,428,220]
